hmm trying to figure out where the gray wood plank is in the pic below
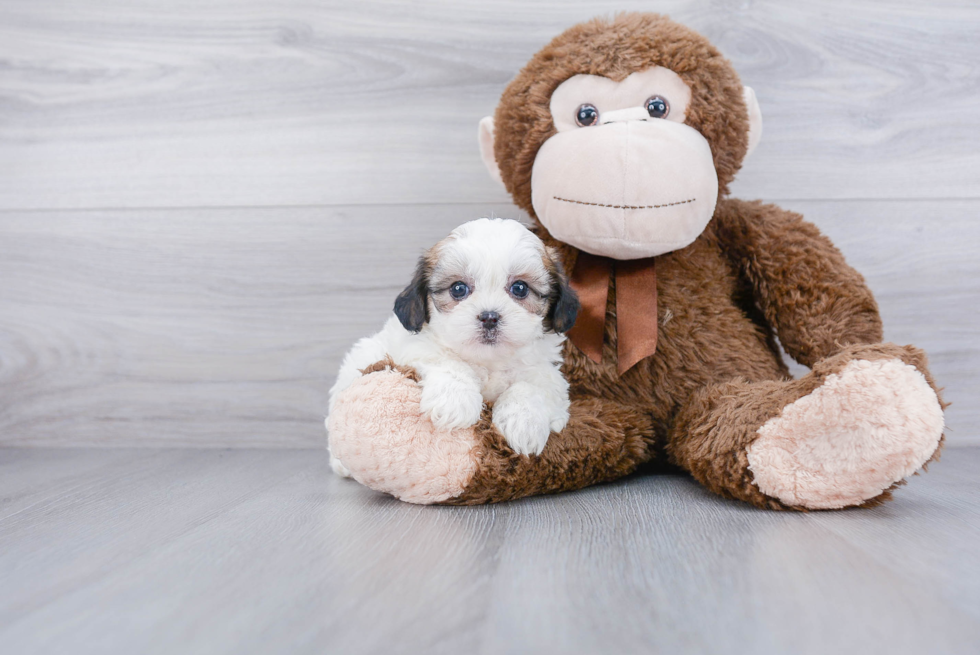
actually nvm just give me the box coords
[1,0,979,210]
[1,448,978,654]
[477,467,980,654]
[0,448,150,521]
[0,203,512,447]
[0,199,976,447]
[0,449,318,634]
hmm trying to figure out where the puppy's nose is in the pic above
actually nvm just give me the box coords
[478,311,500,329]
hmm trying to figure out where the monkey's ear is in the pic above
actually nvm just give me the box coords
[478,116,505,187]
[743,86,763,159]
[545,255,580,334]
[393,257,430,333]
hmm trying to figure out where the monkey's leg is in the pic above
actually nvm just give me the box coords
[328,361,656,505]
[668,343,945,510]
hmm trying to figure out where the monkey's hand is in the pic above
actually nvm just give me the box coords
[326,363,481,505]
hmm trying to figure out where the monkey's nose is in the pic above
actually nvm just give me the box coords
[598,106,650,124]
[478,311,500,329]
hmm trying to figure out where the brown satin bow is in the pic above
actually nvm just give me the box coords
[566,252,659,375]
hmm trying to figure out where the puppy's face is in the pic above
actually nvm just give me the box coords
[394,218,579,359]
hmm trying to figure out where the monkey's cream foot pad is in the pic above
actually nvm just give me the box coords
[747,358,945,509]
[328,368,480,504]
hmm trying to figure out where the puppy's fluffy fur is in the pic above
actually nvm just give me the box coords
[327,218,580,476]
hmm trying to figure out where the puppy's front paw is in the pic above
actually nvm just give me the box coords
[419,375,484,430]
[549,408,570,433]
[329,452,352,478]
[492,397,551,456]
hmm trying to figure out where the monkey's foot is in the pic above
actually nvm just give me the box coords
[746,358,944,509]
[327,366,480,504]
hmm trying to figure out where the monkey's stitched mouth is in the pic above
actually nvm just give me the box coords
[553,196,695,210]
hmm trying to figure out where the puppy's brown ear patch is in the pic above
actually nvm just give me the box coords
[394,256,430,333]
[544,251,580,334]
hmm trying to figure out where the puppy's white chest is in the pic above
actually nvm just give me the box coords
[480,369,515,404]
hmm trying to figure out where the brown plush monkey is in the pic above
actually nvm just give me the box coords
[328,13,945,510]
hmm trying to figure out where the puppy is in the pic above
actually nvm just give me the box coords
[327,218,579,477]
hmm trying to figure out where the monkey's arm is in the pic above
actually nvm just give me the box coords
[712,198,883,367]
[327,362,656,505]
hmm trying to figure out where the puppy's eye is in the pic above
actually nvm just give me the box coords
[449,281,470,300]
[575,103,599,127]
[645,95,669,119]
[509,280,529,299]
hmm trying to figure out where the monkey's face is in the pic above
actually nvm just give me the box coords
[478,13,763,261]
[530,67,719,260]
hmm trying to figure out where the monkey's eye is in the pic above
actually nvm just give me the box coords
[575,103,599,127]
[449,281,470,300]
[509,280,529,299]
[645,95,669,119]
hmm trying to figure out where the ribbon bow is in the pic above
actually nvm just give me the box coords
[566,252,659,375]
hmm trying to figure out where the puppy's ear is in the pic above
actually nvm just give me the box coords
[544,252,580,334]
[394,256,430,333]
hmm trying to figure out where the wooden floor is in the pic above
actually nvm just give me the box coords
[2,447,979,654]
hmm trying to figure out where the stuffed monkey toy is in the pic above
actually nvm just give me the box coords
[328,13,945,510]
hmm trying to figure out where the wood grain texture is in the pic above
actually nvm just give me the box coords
[0,199,976,447]
[1,447,978,654]
[0,203,510,447]
[0,2,977,449]
[1,0,979,209]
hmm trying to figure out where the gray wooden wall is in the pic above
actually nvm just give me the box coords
[1,0,977,447]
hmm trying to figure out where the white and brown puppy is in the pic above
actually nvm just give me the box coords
[327,218,579,476]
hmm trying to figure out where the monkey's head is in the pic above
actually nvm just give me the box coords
[478,13,762,260]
